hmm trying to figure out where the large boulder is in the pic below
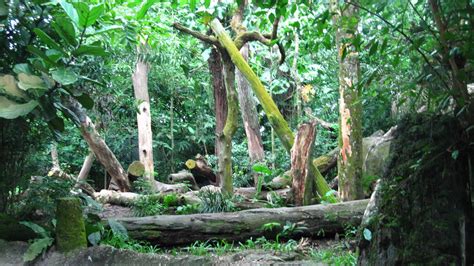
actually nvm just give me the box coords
[357,114,473,265]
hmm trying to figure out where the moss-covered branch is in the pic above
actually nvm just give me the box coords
[172,23,219,46]
[209,19,337,203]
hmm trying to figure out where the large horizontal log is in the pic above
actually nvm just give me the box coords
[114,199,369,246]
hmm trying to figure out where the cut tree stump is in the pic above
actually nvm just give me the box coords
[113,199,369,246]
[185,155,218,187]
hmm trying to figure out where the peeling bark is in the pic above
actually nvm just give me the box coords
[331,0,364,201]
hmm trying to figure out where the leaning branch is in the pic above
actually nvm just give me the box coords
[172,23,220,46]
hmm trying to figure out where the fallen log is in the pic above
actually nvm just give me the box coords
[168,170,199,190]
[185,155,218,186]
[114,199,368,246]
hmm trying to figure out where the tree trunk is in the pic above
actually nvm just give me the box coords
[209,19,336,202]
[114,199,368,246]
[64,96,130,192]
[132,57,155,181]
[237,44,265,185]
[231,1,265,186]
[168,170,199,190]
[291,122,317,206]
[208,48,226,186]
[331,0,364,201]
[218,52,239,195]
[77,151,94,182]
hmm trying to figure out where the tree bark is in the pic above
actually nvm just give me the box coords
[231,1,265,186]
[331,0,364,201]
[208,48,226,186]
[114,199,368,246]
[64,96,130,192]
[132,56,155,181]
[291,122,317,206]
[209,19,336,202]
[218,52,239,195]
[168,170,200,190]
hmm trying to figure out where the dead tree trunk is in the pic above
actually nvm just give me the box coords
[77,151,94,182]
[64,96,130,192]
[208,48,226,186]
[231,2,265,186]
[291,122,317,206]
[113,199,368,246]
[132,50,155,181]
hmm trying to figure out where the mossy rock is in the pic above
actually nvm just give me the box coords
[55,197,87,253]
[0,213,36,241]
[358,114,474,265]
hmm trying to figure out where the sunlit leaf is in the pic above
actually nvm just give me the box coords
[0,97,38,119]
[51,68,79,85]
[60,0,79,26]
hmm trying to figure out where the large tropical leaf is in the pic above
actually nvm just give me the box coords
[0,75,27,99]
[51,68,79,85]
[0,97,38,119]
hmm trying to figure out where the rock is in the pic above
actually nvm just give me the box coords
[55,197,87,253]
[357,115,473,265]
[0,240,29,265]
[362,126,396,178]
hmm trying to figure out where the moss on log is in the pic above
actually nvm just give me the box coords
[55,197,87,253]
[114,199,368,246]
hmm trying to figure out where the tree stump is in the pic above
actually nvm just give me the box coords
[55,197,87,253]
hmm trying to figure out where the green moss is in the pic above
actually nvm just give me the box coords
[359,114,473,265]
[55,197,87,253]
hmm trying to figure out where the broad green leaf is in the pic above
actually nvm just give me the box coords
[75,93,94,109]
[108,219,128,240]
[60,0,79,26]
[75,3,104,27]
[137,0,159,19]
[189,0,196,10]
[52,17,77,46]
[23,237,53,262]
[252,164,272,175]
[18,73,48,91]
[45,49,63,62]
[0,75,27,99]
[87,232,101,246]
[0,97,38,119]
[86,25,123,36]
[27,45,57,66]
[13,64,32,75]
[51,68,78,85]
[33,28,63,52]
[72,45,107,57]
[19,221,48,238]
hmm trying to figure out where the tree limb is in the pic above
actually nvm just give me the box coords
[172,22,220,46]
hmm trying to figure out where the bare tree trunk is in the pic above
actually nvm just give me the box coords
[132,56,155,181]
[231,1,265,185]
[291,122,317,206]
[208,48,226,186]
[77,151,94,182]
[64,96,130,192]
[237,44,265,185]
[331,0,364,201]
